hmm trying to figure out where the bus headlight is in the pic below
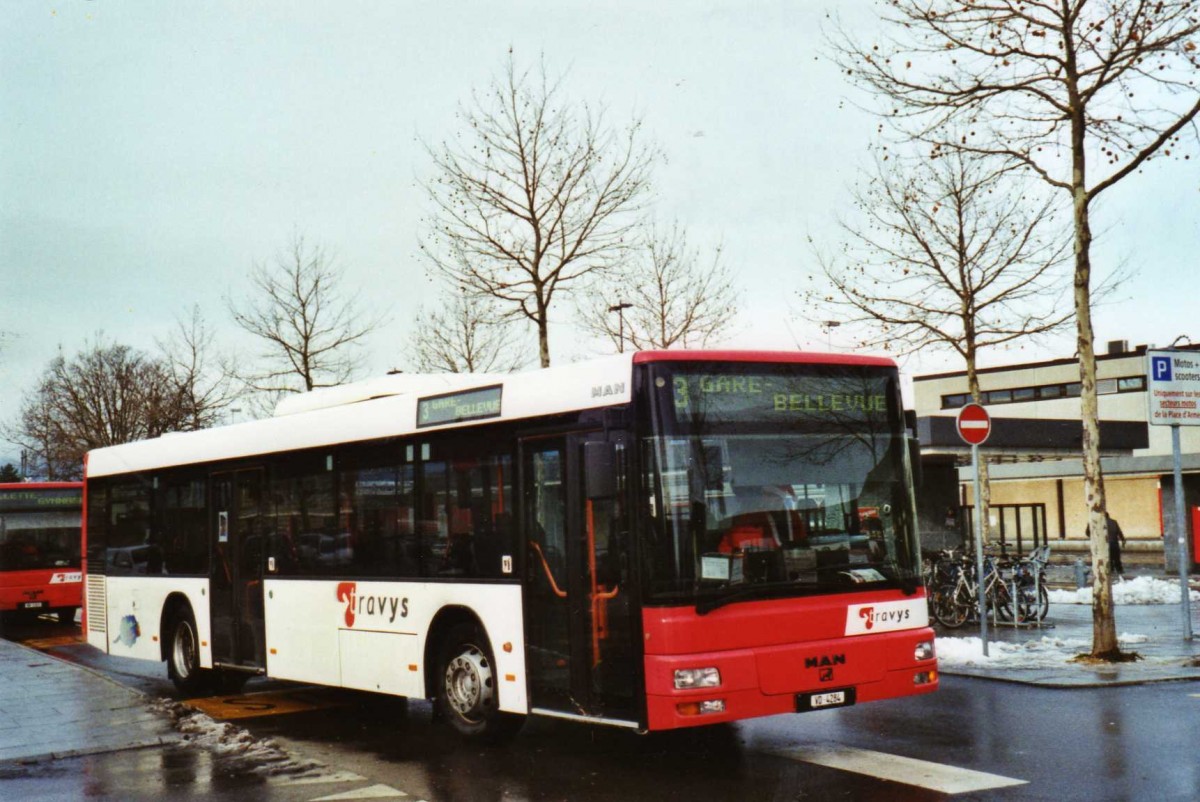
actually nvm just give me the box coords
[914,640,935,661]
[674,667,721,689]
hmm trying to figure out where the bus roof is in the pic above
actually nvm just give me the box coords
[86,349,897,478]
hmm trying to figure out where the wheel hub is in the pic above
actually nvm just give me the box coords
[444,645,494,721]
[173,623,195,679]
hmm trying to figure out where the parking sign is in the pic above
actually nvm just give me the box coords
[1146,350,1200,426]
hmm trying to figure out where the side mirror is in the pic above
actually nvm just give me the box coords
[584,441,617,499]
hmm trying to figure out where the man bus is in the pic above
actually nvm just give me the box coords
[1,482,84,625]
[83,351,937,740]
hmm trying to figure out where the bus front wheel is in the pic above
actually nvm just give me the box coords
[168,611,209,695]
[436,623,523,742]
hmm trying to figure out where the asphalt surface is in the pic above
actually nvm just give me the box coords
[3,577,1199,764]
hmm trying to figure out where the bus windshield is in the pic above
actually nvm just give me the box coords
[639,361,921,606]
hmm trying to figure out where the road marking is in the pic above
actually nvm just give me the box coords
[184,688,347,720]
[311,785,410,800]
[765,744,1027,794]
[23,634,84,650]
[272,770,368,786]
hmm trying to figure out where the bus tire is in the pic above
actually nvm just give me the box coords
[55,607,78,625]
[167,611,210,695]
[436,623,524,743]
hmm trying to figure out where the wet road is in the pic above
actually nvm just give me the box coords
[3,615,1199,801]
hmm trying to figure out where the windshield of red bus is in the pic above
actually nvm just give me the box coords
[0,486,82,573]
[638,362,920,606]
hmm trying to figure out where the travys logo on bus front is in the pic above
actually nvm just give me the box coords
[336,582,409,628]
[844,598,928,636]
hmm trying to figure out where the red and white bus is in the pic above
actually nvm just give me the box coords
[1,482,84,624]
[83,351,936,739]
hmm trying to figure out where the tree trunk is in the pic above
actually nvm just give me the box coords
[1073,181,1119,657]
[965,353,992,550]
[537,313,551,369]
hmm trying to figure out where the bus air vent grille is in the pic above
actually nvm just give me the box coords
[86,575,106,634]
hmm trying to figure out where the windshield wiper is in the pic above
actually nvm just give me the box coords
[695,580,843,616]
[815,560,920,596]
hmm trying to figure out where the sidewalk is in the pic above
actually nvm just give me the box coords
[0,638,179,764]
[936,568,1200,687]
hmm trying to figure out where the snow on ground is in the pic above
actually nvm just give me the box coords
[150,699,323,777]
[1047,575,1200,606]
[935,633,1150,669]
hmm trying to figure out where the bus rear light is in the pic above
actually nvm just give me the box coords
[914,670,937,685]
[914,640,935,661]
[674,667,721,689]
[677,699,726,716]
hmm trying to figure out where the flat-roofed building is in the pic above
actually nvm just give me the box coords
[912,339,1200,571]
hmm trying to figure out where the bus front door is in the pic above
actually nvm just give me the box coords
[209,469,266,670]
[522,432,637,726]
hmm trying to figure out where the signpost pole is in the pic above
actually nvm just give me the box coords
[1171,424,1193,641]
[956,402,993,656]
[1147,350,1196,642]
[972,442,988,655]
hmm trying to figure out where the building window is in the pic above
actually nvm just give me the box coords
[942,394,970,409]
[1117,376,1145,392]
[1039,385,1064,400]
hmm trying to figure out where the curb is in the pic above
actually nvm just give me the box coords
[938,666,1200,689]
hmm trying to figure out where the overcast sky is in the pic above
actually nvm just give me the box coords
[2,1,1197,465]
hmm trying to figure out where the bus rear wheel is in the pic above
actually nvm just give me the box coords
[436,623,523,742]
[168,611,210,695]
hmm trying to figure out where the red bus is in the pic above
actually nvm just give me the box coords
[0,482,84,624]
[83,351,936,739]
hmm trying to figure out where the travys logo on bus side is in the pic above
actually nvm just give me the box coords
[336,582,409,628]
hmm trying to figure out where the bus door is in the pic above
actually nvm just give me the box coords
[209,469,266,669]
[521,431,638,725]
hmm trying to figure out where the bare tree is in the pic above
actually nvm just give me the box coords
[408,287,526,374]
[830,0,1199,659]
[5,338,200,479]
[157,305,239,428]
[422,54,657,367]
[229,234,382,397]
[806,148,1073,548]
[579,221,739,352]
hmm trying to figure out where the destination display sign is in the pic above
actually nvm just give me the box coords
[0,488,82,511]
[1147,350,1200,426]
[670,370,890,423]
[417,385,503,428]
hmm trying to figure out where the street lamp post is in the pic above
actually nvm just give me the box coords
[609,301,633,353]
[823,320,841,351]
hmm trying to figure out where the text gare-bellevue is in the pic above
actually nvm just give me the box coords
[678,375,887,412]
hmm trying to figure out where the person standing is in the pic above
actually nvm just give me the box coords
[1105,512,1127,578]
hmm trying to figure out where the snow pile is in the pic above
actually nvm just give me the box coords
[151,699,323,777]
[1048,576,1200,606]
[936,632,1149,669]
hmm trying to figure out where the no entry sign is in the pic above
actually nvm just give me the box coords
[956,403,991,446]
